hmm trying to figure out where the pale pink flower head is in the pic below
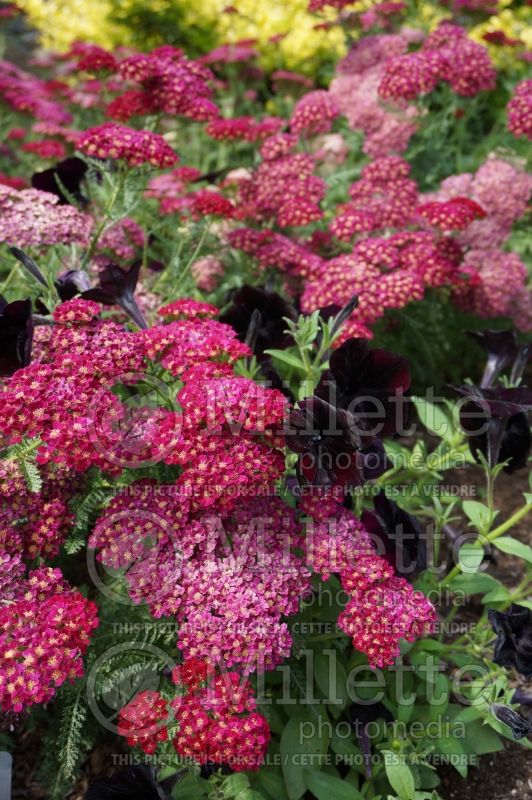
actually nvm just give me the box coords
[191,255,225,292]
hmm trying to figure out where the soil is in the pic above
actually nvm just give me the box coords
[8,468,532,800]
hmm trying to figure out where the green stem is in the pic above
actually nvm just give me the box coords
[81,168,129,270]
[173,222,212,292]
[443,503,532,586]
[0,262,20,293]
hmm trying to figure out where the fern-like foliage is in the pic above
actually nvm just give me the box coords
[64,485,112,554]
[9,439,43,494]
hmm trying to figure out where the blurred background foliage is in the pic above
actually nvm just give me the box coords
[12,0,532,74]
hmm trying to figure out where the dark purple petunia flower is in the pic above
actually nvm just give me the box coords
[0,295,33,376]
[490,704,531,740]
[454,384,532,473]
[219,285,297,356]
[468,329,530,389]
[85,765,182,800]
[81,261,147,329]
[488,605,532,680]
[350,701,393,777]
[9,246,48,288]
[316,338,411,437]
[362,493,426,578]
[55,269,92,301]
[287,396,389,489]
[31,156,88,205]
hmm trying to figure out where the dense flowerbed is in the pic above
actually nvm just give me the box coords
[0,1,531,799]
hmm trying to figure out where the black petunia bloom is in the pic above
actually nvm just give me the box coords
[468,329,529,389]
[82,261,147,329]
[55,269,92,301]
[0,295,33,376]
[316,338,410,438]
[350,701,393,778]
[32,156,88,205]
[287,396,389,489]
[361,493,427,578]
[219,285,297,356]
[454,384,532,473]
[85,765,182,800]
[490,704,531,740]
[488,605,532,680]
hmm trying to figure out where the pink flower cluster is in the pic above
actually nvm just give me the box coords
[90,495,309,671]
[117,690,170,754]
[507,79,532,140]
[339,556,436,667]
[98,217,146,261]
[171,662,270,770]
[109,46,218,122]
[0,185,92,248]
[329,33,419,157]
[206,116,282,142]
[69,42,118,74]
[77,122,178,167]
[290,90,339,136]
[0,486,73,560]
[21,139,66,160]
[0,566,98,712]
[431,157,532,330]
[118,660,270,770]
[236,152,326,227]
[307,509,436,667]
[379,22,496,100]
[0,58,71,124]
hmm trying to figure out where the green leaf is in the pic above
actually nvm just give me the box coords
[464,720,504,755]
[448,572,500,595]
[280,713,330,800]
[222,774,250,797]
[264,349,307,372]
[172,774,209,799]
[255,768,290,800]
[494,536,532,563]
[20,459,43,494]
[303,769,363,800]
[458,542,485,573]
[481,584,512,603]
[314,651,348,710]
[383,752,416,800]
[462,501,490,532]
[413,398,452,441]
[517,600,532,611]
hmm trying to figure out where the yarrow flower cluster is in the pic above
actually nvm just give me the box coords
[306,509,436,667]
[0,566,98,712]
[90,495,309,671]
[507,79,532,140]
[0,185,92,247]
[206,116,283,142]
[0,58,71,125]
[118,661,270,770]
[379,22,496,100]
[329,33,419,158]
[77,122,178,167]
[236,152,326,227]
[113,47,218,122]
[290,90,339,135]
